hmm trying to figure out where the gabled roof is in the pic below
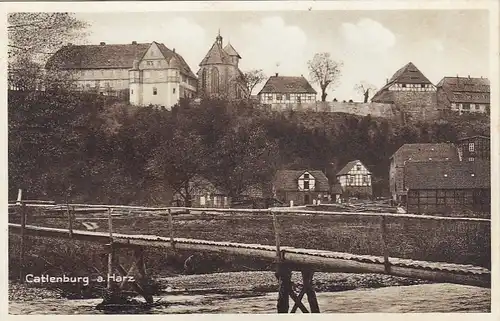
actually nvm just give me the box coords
[273,170,329,191]
[405,160,490,190]
[46,43,151,69]
[436,77,490,104]
[436,77,490,93]
[372,62,433,102]
[390,143,459,164]
[458,135,490,141]
[387,62,433,85]
[155,43,197,78]
[45,42,197,78]
[199,40,232,66]
[223,42,241,58]
[259,76,317,94]
[336,160,371,176]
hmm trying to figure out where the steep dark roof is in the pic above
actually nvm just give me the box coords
[390,143,459,165]
[46,43,151,69]
[436,77,490,104]
[223,43,241,58]
[199,40,232,66]
[156,43,197,78]
[273,170,329,191]
[259,76,317,94]
[387,62,433,85]
[336,160,371,176]
[45,42,197,78]
[372,62,433,102]
[458,135,490,141]
[406,160,490,189]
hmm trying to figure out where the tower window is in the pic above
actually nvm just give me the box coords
[131,89,133,94]
[153,87,157,95]
[173,88,176,94]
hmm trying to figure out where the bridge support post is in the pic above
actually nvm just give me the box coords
[301,270,320,313]
[276,263,292,313]
[275,265,321,313]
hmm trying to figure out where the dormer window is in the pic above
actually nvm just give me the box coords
[146,61,153,66]
[304,173,309,179]
[303,181,310,190]
[356,165,361,171]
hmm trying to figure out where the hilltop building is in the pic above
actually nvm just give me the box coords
[372,62,437,103]
[372,62,439,120]
[197,32,249,100]
[258,74,317,104]
[436,76,490,114]
[45,41,197,109]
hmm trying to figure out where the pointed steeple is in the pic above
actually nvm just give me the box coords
[216,29,223,47]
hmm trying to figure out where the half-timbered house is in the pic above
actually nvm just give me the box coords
[389,143,459,204]
[457,135,490,161]
[273,170,330,206]
[336,160,372,199]
[405,160,490,216]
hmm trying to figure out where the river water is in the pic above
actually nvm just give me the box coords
[9,283,490,314]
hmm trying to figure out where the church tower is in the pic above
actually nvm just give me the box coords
[197,31,248,99]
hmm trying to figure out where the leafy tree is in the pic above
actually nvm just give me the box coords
[307,52,343,102]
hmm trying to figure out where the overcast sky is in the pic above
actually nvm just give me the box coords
[74,10,489,101]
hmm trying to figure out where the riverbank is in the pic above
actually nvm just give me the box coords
[9,272,490,314]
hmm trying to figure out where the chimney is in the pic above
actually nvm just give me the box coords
[132,41,137,45]
[468,75,471,79]
[173,48,176,53]
[386,78,388,84]
[100,42,106,45]
[275,73,279,77]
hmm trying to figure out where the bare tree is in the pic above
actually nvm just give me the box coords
[307,53,343,102]
[8,13,89,91]
[354,82,377,103]
[242,69,267,95]
[8,13,89,61]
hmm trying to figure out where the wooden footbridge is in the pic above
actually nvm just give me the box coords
[9,201,491,313]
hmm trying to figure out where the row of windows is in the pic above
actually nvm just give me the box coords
[79,69,128,78]
[347,174,370,186]
[451,103,486,111]
[130,87,177,95]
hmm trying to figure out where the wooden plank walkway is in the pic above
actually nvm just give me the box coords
[9,223,490,288]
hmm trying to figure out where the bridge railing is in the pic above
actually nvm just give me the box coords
[9,200,490,271]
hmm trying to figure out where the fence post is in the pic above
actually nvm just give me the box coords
[272,209,281,261]
[67,204,73,238]
[16,189,23,205]
[168,208,175,249]
[380,215,390,273]
[107,207,115,290]
[19,202,26,282]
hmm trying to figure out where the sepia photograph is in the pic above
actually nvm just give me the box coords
[5,0,498,316]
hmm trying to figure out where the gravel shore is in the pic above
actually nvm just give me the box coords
[158,271,431,293]
[9,271,431,302]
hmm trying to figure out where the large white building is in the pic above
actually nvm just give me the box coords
[46,41,197,109]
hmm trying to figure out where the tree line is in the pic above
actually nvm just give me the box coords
[8,89,489,205]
